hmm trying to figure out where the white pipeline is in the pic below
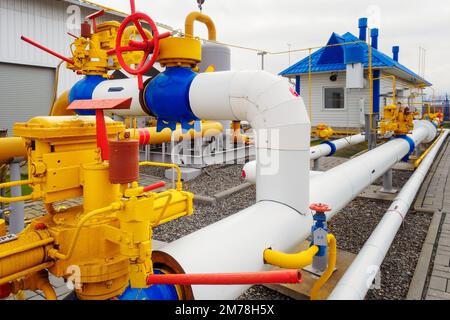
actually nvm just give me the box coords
[329,129,449,300]
[189,70,311,212]
[243,134,366,183]
[158,121,437,300]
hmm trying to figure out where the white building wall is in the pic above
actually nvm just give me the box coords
[0,0,122,96]
[297,70,421,128]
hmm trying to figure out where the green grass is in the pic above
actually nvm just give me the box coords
[333,142,368,159]
[443,122,450,129]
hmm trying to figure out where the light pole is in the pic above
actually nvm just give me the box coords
[287,43,292,66]
[257,51,268,70]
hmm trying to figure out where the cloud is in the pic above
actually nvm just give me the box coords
[95,0,450,95]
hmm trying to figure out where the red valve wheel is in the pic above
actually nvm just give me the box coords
[309,203,332,213]
[113,12,160,90]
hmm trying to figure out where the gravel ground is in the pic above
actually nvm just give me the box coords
[372,169,413,189]
[150,162,431,300]
[141,163,250,197]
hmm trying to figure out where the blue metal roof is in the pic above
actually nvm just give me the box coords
[280,32,432,86]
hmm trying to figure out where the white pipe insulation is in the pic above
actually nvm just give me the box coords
[92,77,150,117]
[188,70,311,212]
[243,161,323,184]
[158,118,437,300]
[243,134,366,183]
[329,129,449,300]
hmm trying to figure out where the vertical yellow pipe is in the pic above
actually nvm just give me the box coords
[310,234,337,300]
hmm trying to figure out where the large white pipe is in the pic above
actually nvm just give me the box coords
[242,161,323,184]
[329,129,449,300]
[92,77,150,117]
[189,70,311,212]
[158,121,437,300]
[243,134,366,183]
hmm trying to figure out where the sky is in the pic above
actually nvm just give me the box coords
[94,0,450,96]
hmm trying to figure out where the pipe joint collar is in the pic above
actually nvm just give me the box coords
[321,141,337,157]
[396,135,415,162]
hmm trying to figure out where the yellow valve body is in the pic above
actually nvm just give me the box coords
[67,21,150,77]
[0,116,194,300]
[158,37,202,68]
[380,105,415,136]
[314,124,334,140]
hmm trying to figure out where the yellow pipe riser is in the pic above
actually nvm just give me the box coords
[123,121,224,145]
[263,245,319,270]
[310,234,337,300]
[0,219,5,236]
[0,230,53,282]
[185,12,217,40]
[50,90,74,116]
[0,137,27,163]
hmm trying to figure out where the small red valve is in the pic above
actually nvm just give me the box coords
[309,203,332,213]
[34,223,48,230]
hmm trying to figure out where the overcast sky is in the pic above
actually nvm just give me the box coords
[95,0,450,96]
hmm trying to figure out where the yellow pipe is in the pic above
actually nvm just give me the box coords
[310,234,337,300]
[49,90,73,116]
[123,121,224,145]
[139,162,183,191]
[0,179,33,203]
[185,12,217,41]
[414,130,445,168]
[0,262,54,286]
[263,245,319,270]
[48,202,122,261]
[35,277,57,300]
[0,231,53,283]
[0,238,54,260]
[0,137,27,162]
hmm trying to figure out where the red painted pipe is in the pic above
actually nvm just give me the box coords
[147,270,302,286]
[143,181,166,192]
[21,36,75,65]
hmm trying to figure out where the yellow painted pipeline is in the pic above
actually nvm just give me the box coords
[310,234,337,300]
[264,245,319,269]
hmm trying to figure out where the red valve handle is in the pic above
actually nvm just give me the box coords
[109,1,171,90]
[309,203,332,213]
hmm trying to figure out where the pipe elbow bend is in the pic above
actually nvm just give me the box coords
[263,245,319,269]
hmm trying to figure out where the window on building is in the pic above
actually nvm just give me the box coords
[324,87,345,109]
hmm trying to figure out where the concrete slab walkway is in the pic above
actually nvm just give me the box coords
[412,136,450,300]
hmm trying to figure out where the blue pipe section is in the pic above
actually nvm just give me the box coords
[145,67,199,132]
[115,270,180,300]
[321,140,337,157]
[69,75,106,116]
[397,135,415,162]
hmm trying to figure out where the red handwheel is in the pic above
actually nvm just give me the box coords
[109,0,171,89]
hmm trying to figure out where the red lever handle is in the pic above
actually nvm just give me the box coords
[143,181,166,192]
[147,270,302,286]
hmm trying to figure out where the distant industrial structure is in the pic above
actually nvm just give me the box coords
[279,18,432,130]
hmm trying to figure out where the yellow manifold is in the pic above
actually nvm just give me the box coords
[0,116,194,300]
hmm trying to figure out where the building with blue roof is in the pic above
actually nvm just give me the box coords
[280,17,431,129]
